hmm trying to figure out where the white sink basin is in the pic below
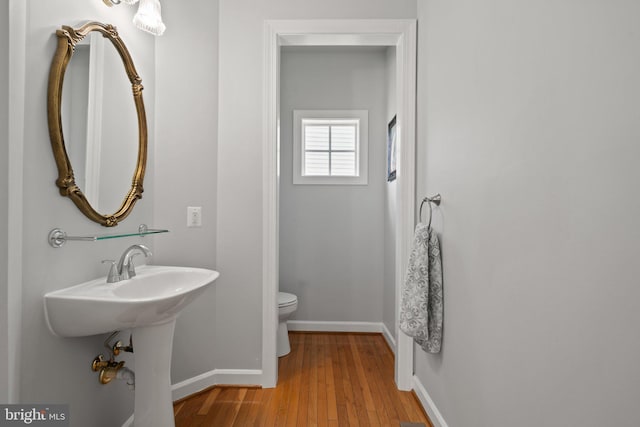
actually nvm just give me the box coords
[44,265,219,337]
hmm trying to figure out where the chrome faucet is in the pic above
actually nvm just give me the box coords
[116,244,152,280]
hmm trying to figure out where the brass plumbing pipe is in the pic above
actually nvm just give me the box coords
[91,331,134,385]
[91,355,125,384]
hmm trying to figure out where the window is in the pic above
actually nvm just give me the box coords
[293,110,368,185]
[303,120,357,176]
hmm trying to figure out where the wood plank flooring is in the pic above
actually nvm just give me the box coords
[174,332,432,427]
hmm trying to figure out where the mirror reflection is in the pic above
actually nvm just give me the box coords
[61,32,139,215]
[48,22,147,227]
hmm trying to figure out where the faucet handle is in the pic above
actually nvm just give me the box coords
[101,260,120,283]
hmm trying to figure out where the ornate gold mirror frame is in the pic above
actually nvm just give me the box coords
[47,21,147,227]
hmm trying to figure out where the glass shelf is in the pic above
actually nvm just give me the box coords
[48,224,169,248]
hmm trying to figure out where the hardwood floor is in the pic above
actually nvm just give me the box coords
[174,332,432,427]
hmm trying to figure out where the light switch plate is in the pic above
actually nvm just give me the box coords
[187,206,202,227]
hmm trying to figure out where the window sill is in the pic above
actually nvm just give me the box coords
[293,176,368,185]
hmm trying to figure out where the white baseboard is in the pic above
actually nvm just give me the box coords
[172,368,263,401]
[381,322,396,354]
[287,320,382,333]
[412,375,449,427]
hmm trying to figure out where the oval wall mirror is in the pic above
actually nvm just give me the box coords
[47,21,147,227]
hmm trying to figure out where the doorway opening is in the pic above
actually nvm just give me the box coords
[263,19,417,390]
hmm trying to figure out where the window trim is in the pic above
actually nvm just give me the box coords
[293,109,368,185]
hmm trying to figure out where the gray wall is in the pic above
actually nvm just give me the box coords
[279,47,387,323]
[153,0,219,384]
[17,2,156,425]
[0,0,9,404]
[415,1,640,426]
[216,0,416,370]
[383,47,397,341]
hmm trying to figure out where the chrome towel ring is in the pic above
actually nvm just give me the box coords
[419,194,442,227]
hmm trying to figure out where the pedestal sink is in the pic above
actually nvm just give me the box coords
[43,265,219,427]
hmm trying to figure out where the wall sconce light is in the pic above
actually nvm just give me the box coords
[103,0,166,36]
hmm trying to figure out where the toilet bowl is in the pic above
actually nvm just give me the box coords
[277,292,298,357]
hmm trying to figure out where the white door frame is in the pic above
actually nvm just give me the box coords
[2,0,26,403]
[262,19,417,390]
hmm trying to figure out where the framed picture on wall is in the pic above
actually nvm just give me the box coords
[387,115,397,182]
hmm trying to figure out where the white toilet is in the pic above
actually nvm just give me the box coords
[277,292,298,357]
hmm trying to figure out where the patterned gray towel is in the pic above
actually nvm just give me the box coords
[399,222,443,353]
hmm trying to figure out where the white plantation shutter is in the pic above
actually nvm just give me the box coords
[293,110,368,185]
[303,125,330,175]
[303,121,358,176]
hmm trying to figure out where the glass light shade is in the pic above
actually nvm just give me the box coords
[133,0,166,36]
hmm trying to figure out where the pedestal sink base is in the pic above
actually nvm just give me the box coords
[133,320,176,427]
